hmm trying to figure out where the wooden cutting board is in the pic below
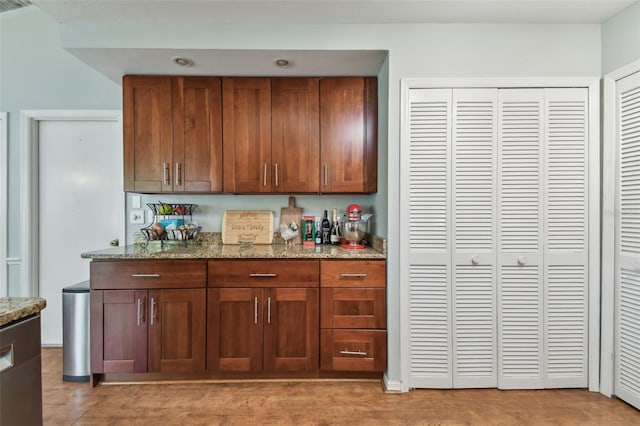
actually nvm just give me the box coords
[280,196,302,245]
[222,210,274,244]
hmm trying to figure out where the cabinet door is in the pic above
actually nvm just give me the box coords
[91,289,148,374]
[207,288,263,372]
[271,78,320,193]
[148,289,206,373]
[320,77,377,193]
[172,77,223,192]
[123,76,173,192]
[223,78,271,193]
[263,288,319,372]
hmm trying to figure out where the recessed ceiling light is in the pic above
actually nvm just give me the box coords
[275,59,290,68]
[172,56,194,67]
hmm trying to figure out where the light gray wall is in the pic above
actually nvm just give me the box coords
[2,6,603,386]
[602,1,640,74]
[0,7,121,293]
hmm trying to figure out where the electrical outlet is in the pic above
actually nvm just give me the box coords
[147,210,155,223]
[130,210,144,224]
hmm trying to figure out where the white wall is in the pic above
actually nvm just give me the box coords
[602,1,640,74]
[2,6,602,387]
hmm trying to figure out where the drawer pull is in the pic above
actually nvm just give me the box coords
[131,274,160,278]
[249,273,277,277]
[0,344,14,373]
[340,349,367,356]
[341,273,367,278]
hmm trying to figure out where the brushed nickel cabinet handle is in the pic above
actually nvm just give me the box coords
[131,274,160,278]
[340,349,367,356]
[275,163,279,187]
[137,298,143,326]
[175,162,182,186]
[267,296,271,324]
[324,163,328,186]
[150,297,157,326]
[254,297,258,324]
[341,273,367,278]
[249,273,277,277]
[163,162,170,185]
[263,163,268,187]
[0,344,14,373]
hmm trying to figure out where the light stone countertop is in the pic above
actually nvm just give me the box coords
[0,298,46,328]
[81,241,386,260]
[82,231,386,260]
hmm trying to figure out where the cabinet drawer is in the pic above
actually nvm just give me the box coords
[321,330,386,372]
[91,260,207,289]
[208,260,319,288]
[320,260,385,288]
[321,288,386,329]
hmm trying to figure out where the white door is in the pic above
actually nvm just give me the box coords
[615,70,640,409]
[39,119,124,346]
[497,89,545,389]
[451,89,497,388]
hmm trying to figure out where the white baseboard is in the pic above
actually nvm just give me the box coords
[383,373,403,393]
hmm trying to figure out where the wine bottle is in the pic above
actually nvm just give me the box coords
[321,210,331,245]
[330,208,340,245]
[315,221,322,245]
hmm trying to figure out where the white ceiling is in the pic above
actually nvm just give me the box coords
[32,0,637,24]
[28,0,636,81]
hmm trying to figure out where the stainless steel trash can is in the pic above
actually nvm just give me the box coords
[62,281,90,382]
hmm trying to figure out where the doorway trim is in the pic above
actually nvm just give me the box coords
[19,110,122,297]
[1,112,7,297]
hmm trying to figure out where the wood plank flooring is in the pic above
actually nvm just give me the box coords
[42,348,640,425]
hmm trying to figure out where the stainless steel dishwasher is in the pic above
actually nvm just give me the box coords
[0,314,43,426]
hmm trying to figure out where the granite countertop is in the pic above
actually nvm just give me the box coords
[0,298,46,327]
[81,242,386,260]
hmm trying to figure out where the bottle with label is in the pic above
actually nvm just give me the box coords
[330,208,340,245]
[321,210,331,244]
[315,221,322,245]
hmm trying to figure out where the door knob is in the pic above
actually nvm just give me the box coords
[471,256,480,265]
[517,256,527,266]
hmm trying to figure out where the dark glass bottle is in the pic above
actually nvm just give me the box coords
[315,221,322,245]
[330,208,340,245]
[321,210,331,244]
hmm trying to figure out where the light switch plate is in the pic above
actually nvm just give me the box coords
[131,194,141,209]
[130,210,144,224]
[147,210,155,223]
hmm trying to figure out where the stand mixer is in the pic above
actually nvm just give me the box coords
[341,204,368,249]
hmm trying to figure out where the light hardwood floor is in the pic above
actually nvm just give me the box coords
[42,348,640,425]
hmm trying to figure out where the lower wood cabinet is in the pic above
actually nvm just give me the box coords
[91,288,206,374]
[320,260,387,372]
[207,287,319,373]
[90,260,207,376]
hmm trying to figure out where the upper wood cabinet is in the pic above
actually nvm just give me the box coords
[123,75,223,193]
[222,77,272,193]
[320,77,378,193]
[271,78,320,193]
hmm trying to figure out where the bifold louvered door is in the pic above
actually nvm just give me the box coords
[615,70,640,410]
[407,88,453,388]
[497,89,545,389]
[452,89,497,388]
[543,89,588,388]
[406,85,589,390]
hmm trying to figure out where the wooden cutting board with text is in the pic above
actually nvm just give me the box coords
[222,210,274,244]
[280,196,302,245]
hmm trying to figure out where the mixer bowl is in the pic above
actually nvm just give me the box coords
[341,221,365,248]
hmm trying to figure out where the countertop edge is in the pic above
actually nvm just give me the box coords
[0,298,47,328]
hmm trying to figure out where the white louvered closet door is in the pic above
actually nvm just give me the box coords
[615,70,640,410]
[407,88,453,388]
[451,89,497,388]
[497,89,545,389]
[543,88,588,388]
